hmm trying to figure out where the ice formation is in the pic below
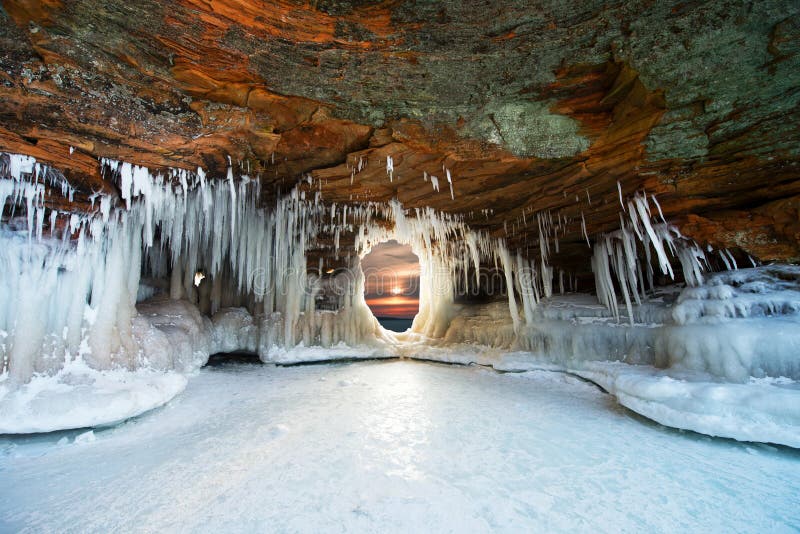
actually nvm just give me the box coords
[2,151,543,383]
[385,155,393,182]
[0,359,187,434]
[1,151,799,447]
[591,192,708,324]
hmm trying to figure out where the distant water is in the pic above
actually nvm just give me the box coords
[377,317,413,332]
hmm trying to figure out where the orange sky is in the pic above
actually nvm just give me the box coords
[365,295,420,318]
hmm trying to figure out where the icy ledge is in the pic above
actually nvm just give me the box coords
[577,364,800,448]
[0,359,187,434]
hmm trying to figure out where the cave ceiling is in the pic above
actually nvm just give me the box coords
[1,0,799,273]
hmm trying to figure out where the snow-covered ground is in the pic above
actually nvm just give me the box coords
[2,359,798,533]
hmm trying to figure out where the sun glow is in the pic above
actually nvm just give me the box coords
[361,240,420,319]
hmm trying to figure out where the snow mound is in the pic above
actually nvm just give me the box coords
[487,352,800,448]
[430,272,800,448]
[0,359,186,434]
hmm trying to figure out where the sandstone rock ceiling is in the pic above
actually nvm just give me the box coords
[1,0,799,276]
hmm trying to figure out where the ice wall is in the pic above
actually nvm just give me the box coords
[0,149,745,385]
[1,152,541,383]
[0,153,381,382]
[438,266,800,383]
[0,155,142,384]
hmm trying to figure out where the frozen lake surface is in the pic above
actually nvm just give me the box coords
[1,359,799,532]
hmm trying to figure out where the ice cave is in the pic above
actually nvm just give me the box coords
[1,0,800,531]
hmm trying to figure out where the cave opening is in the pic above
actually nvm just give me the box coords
[204,351,262,367]
[359,239,420,332]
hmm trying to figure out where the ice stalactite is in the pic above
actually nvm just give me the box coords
[446,168,455,200]
[0,154,76,242]
[430,174,440,193]
[591,192,709,323]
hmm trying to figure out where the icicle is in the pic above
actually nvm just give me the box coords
[49,210,57,236]
[99,196,111,223]
[119,162,133,209]
[723,248,738,270]
[719,249,732,271]
[497,244,520,331]
[580,211,590,247]
[446,168,454,200]
[627,199,644,241]
[227,166,236,242]
[651,194,666,224]
[386,155,394,182]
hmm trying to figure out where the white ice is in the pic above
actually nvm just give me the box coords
[1,360,798,533]
[0,359,186,434]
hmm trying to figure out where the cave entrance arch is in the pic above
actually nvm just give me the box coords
[359,240,420,332]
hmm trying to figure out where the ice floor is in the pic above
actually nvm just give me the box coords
[1,360,799,533]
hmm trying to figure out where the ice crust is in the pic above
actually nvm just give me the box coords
[3,362,798,532]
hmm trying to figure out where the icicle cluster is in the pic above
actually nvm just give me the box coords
[346,199,544,335]
[1,154,144,382]
[1,150,730,383]
[0,153,77,242]
[0,153,349,381]
[591,192,709,323]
